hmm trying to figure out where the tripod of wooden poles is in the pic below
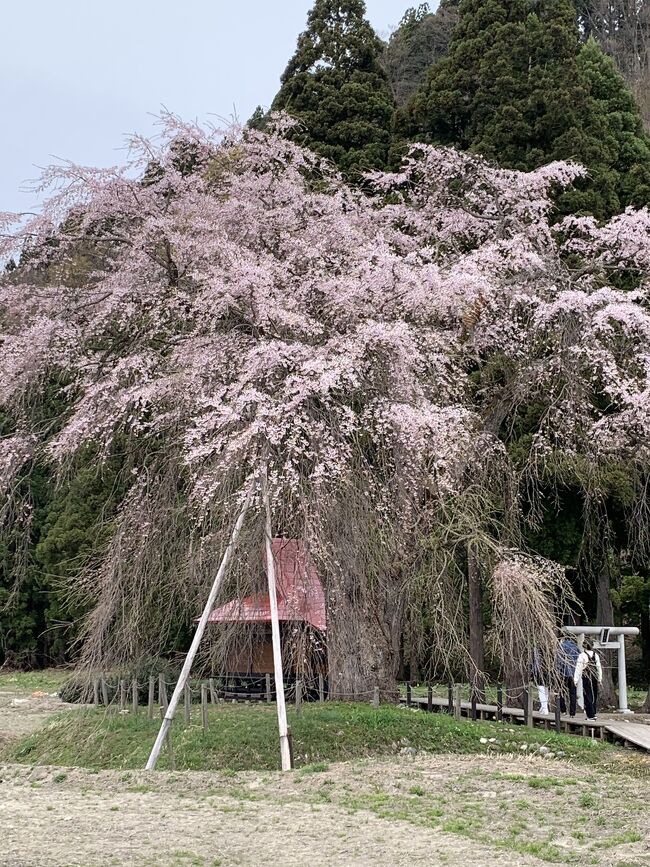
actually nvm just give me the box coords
[144,464,292,772]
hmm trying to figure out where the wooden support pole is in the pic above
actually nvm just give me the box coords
[454,684,462,720]
[497,683,503,722]
[406,681,412,707]
[427,684,433,713]
[184,682,191,725]
[373,685,380,709]
[132,678,138,716]
[101,675,109,708]
[148,676,155,719]
[318,674,325,704]
[554,693,562,734]
[295,679,302,716]
[447,682,453,715]
[287,727,294,767]
[265,673,272,704]
[261,464,292,771]
[201,683,208,732]
[119,679,126,711]
[471,691,477,721]
[159,707,175,770]
[93,678,99,707]
[145,483,254,771]
[209,678,218,705]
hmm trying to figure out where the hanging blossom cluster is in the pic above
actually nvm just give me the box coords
[2,114,650,522]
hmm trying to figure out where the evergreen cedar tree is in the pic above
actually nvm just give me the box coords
[2,115,650,683]
[271,0,395,175]
[407,0,650,219]
[382,1,460,108]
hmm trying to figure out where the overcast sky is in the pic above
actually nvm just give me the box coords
[2,1,419,213]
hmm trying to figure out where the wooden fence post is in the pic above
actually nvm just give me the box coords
[427,684,433,713]
[265,673,272,704]
[447,682,453,715]
[554,693,562,734]
[471,691,477,721]
[497,683,503,722]
[522,686,528,726]
[184,682,191,725]
[93,678,99,707]
[318,674,324,703]
[132,678,139,716]
[406,682,412,707]
[119,679,126,712]
[148,676,155,719]
[201,683,208,732]
[454,684,462,720]
[295,679,302,716]
[101,675,109,708]
[528,683,534,729]
[373,685,380,709]
[159,673,168,712]
[209,677,218,705]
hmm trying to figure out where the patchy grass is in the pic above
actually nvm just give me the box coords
[300,761,646,865]
[1,701,626,773]
[2,745,648,865]
[0,668,70,693]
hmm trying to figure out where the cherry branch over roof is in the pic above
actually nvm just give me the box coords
[206,539,326,632]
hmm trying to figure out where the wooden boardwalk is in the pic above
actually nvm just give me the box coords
[604,720,650,751]
[400,693,650,751]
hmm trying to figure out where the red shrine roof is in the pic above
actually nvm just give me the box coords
[207,538,327,632]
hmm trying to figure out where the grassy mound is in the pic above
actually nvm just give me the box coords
[2,702,618,772]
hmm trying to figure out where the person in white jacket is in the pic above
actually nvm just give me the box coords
[574,639,603,721]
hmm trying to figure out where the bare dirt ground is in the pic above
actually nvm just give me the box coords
[1,687,650,867]
[1,761,543,867]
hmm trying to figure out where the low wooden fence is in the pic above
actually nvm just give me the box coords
[88,672,383,728]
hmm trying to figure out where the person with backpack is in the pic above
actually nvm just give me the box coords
[574,639,603,721]
[556,634,580,717]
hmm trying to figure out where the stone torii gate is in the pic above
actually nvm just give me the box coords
[563,625,640,714]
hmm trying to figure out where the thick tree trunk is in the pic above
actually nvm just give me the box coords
[409,631,420,685]
[596,560,618,708]
[504,663,527,710]
[326,576,403,701]
[468,545,486,702]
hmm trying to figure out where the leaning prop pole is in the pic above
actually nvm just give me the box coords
[144,482,255,771]
[261,464,293,771]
